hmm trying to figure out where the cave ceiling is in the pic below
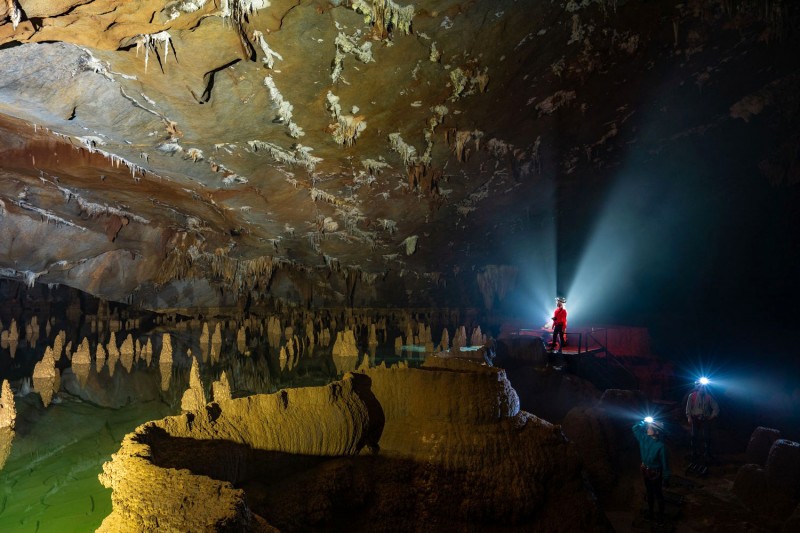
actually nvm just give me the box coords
[0,1,798,310]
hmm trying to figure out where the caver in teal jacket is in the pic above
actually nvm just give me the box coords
[632,421,670,480]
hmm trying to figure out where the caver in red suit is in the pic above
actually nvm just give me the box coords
[550,298,567,352]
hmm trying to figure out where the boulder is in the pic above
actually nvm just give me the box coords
[747,426,782,465]
[767,439,800,498]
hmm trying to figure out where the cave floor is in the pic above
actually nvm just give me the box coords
[605,450,776,533]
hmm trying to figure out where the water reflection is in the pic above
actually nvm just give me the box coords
[0,313,445,531]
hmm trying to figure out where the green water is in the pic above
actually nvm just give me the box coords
[0,395,174,532]
[0,341,427,533]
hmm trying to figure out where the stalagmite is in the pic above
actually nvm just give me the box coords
[160,333,173,365]
[8,319,19,358]
[211,371,232,402]
[181,357,206,413]
[120,334,134,372]
[107,331,120,377]
[72,338,92,387]
[200,322,210,362]
[0,380,15,429]
[267,316,282,347]
[33,348,58,408]
[210,323,222,364]
[440,328,450,351]
[96,343,107,373]
[452,326,467,352]
[279,346,287,371]
[470,326,483,347]
[144,338,153,367]
[8,319,18,344]
[320,327,331,347]
[159,361,172,392]
[332,329,358,358]
[368,323,378,346]
[236,326,247,356]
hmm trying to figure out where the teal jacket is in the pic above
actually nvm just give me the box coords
[632,421,670,480]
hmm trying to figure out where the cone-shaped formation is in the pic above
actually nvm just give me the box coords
[96,343,107,373]
[159,361,172,392]
[160,333,173,365]
[236,326,247,356]
[368,324,378,346]
[210,323,222,364]
[452,326,467,352]
[107,332,120,378]
[211,372,232,402]
[470,326,484,347]
[278,346,287,371]
[180,357,206,413]
[199,322,210,362]
[33,347,58,408]
[332,329,358,358]
[144,338,153,367]
[72,338,92,387]
[120,334,135,373]
[440,328,450,351]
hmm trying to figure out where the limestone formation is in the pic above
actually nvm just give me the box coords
[0,379,14,470]
[159,360,172,392]
[0,379,15,430]
[0,425,11,471]
[71,338,92,387]
[98,374,374,532]
[159,333,173,365]
[211,371,232,403]
[278,346,288,372]
[236,326,247,356]
[144,338,153,367]
[33,347,58,407]
[440,327,450,351]
[452,325,467,352]
[211,323,222,364]
[331,329,358,358]
[200,322,210,361]
[120,333,134,372]
[107,331,120,377]
[98,360,610,531]
[470,325,484,346]
[96,343,107,373]
[180,357,206,413]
